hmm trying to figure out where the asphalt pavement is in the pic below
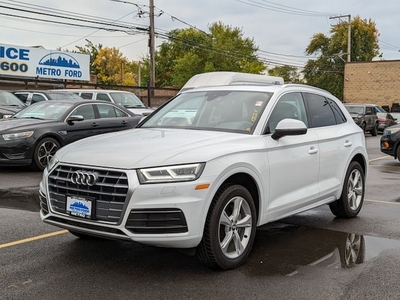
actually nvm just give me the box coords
[0,167,42,211]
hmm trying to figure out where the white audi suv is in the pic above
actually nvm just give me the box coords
[39,73,368,270]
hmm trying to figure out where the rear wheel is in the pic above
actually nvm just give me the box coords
[329,161,365,218]
[361,123,366,133]
[371,124,378,136]
[197,184,257,270]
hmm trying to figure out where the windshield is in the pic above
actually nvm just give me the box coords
[140,90,272,133]
[13,102,72,120]
[0,91,25,107]
[110,92,146,108]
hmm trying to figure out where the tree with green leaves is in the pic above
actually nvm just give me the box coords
[268,65,303,83]
[303,15,380,99]
[143,21,266,88]
[74,39,103,75]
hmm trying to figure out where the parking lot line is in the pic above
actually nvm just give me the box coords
[365,199,400,205]
[0,230,68,249]
[369,155,390,162]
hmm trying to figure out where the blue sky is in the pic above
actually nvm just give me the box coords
[1,0,399,69]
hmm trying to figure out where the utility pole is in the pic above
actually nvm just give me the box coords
[330,14,351,62]
[149,0,155,98]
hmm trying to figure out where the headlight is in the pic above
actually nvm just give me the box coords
[47,156,59,172]
[137,163,205,184]
[2,131,34,140]
[384,128,400,135]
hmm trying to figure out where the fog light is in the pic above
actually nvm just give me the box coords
[383,141,390,148]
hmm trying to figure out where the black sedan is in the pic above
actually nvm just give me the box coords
[0,90,26,118]
[380,124,400,161]
[0,99,142,170]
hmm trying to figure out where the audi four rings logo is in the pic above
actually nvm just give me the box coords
[71,171,98,186]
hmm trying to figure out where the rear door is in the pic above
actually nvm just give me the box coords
[303,93,353,198]
[93,103,139,134]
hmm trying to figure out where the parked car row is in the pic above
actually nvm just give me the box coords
[1,88,151,171]
[344,103,399,135]
[12,89,154,117]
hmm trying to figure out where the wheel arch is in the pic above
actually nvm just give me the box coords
[350,153,367,176]
[33,133,65,150]
[218,172,260,223]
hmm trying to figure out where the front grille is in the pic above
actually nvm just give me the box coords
[48,165,129,223]
[125,208,188,234]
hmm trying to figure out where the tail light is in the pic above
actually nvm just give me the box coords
[378,118,386,123]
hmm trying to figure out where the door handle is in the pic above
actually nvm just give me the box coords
[308,146,318,154]
[121,120,127,126]
[91,123,99,127]
[344,140,352,147]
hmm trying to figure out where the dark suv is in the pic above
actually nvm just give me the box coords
[344,104,379,136]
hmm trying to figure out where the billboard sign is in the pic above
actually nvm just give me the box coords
[0,43,90,81]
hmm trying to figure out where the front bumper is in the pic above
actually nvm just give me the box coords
[40,164,212,248]
[0,138,34,166]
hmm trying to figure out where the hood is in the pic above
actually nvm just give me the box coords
[0,106,22,114]
[56,128,260,169]
[0,118,50,132]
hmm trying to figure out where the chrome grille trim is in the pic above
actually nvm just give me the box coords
[48,164,129,223]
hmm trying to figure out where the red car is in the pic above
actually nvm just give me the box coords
[377,112,397,133]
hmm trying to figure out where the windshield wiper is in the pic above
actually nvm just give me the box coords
[21,116,45,120]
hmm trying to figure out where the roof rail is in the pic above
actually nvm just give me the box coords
[282,84,332,94]
[180,71,284,92]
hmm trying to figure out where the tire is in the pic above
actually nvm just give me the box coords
[397,146,400,162]
[339,233,365,268]
[360,123,366,133]
[197,184,257,270]
[32,137,60,171]
[371,124,378,136]
[329,161,365,218]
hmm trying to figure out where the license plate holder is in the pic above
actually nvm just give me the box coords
[66,195,94,219]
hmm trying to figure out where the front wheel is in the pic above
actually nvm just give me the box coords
[32,137,60,171]
[329,161,365,218]
[197,184,257,270]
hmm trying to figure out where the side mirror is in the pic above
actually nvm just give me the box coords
[271,118,307,140]
[67,115,84,124]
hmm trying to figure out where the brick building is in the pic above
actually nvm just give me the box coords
[344,60,400,111]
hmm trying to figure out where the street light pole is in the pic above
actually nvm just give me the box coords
[149,0,155,98]
[330,14,351,62]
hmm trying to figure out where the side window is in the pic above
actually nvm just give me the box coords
[327,98,347,124]
[96,93,112,101]
[97,104,128,118]
[268,92,308,133]
[365,107,373,115]
[14,93,28,102]
[80,93,93,99]
[71,105,96,120]
[304,93,336,128]
[31,94,47,104]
